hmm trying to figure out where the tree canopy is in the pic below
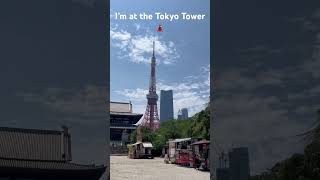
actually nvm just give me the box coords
[130,104,210,155]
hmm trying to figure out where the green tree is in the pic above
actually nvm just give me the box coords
[190,105,210,139]
[129,103,210,156]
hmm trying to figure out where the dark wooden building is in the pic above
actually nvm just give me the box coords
[0,126,105,180]
[110,102,143,147]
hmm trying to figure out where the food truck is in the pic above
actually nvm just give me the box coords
[166,138,199,167]
[127,142,154,159]
[191,140,210,171]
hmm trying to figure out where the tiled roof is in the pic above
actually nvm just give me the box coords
[0,158,104,170]
[0,127,71,161]
[110,101,132,113]
[110,111,143,126]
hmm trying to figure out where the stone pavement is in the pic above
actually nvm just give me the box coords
[110,156,210,180]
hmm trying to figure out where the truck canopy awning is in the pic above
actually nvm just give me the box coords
[169,138,192,143]
[191,140,210,145]
[142,142,153,148]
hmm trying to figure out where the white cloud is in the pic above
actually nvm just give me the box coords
[134,23,141,31]
[114,88,148,101]
[110,30,131,49]
[110,26,180,65]
[201,64,210,73]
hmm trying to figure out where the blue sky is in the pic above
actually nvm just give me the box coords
[110,0,210,118]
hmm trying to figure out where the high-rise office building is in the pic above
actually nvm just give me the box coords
[177,108,188,120]
[177,109,183,120]
[181,108,188,119]
[228,147,250,180]
[160,90,174,122]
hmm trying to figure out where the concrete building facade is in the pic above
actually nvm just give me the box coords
[160,90,174,122]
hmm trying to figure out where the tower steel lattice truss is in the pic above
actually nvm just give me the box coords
[141,41,160,131]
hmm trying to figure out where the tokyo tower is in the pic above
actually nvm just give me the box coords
[140,41,160,131]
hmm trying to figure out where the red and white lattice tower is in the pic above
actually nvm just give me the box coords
[141,41,160,131]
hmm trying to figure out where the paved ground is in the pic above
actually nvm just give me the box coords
[110,155,210,180]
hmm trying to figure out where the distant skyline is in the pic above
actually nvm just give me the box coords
[110,0,210,119]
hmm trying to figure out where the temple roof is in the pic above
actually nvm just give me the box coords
[0,126,106,178]
[0,126,71,161]
[110,101,132,113]
[110,101,143,124]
